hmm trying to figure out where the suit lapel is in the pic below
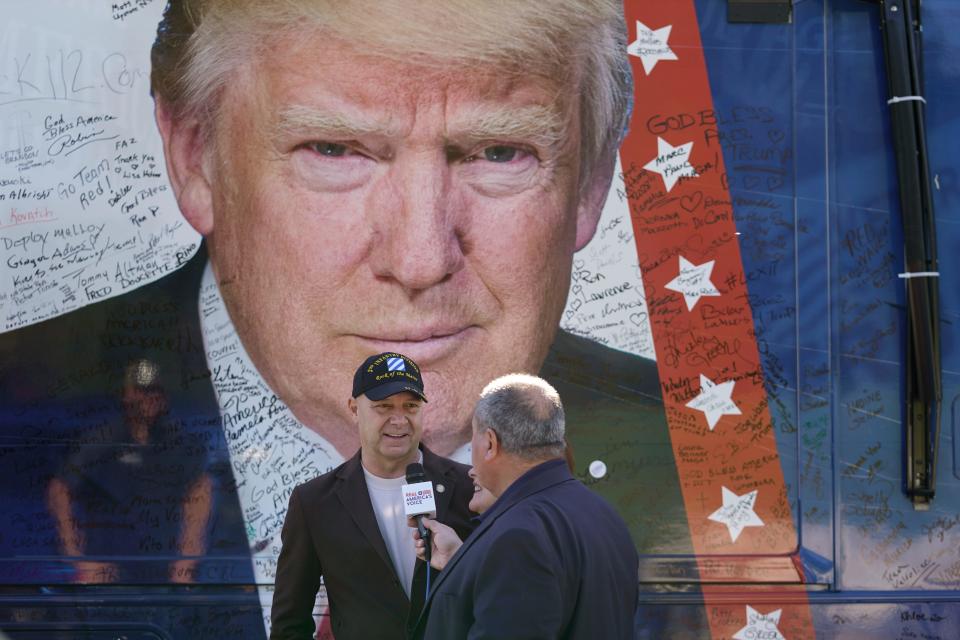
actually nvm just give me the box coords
[334,452,396,577]
[423,446,455,520]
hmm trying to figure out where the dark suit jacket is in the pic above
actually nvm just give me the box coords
[270,445,475,640]
[412,459,639,640]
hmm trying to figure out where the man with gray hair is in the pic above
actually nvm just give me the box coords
[412,374,638,640]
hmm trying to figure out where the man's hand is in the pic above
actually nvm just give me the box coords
[411,517,463,571]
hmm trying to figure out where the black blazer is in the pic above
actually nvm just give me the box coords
[270,445,475,640]
[412,459,638,640]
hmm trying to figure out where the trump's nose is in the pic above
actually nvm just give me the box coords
[368,155,466,291]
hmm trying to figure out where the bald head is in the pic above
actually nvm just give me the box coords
[473,374,565,461]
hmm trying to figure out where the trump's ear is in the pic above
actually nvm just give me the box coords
[155,100,215,235]
[574,151,618,251]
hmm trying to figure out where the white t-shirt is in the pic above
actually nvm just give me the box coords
[362,465,419,598]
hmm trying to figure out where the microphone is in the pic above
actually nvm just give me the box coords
[403,462,437,564]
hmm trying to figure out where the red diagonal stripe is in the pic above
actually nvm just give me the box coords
[619,3,815,638]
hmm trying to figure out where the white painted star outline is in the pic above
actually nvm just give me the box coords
[733,606,786,640]
[685,374,740,430]
[627,21,678,75]
[708,487,765,543]
[643,136,698,193]
[664,256,721,311]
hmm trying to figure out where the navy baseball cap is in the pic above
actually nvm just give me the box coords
[352,352,427,402]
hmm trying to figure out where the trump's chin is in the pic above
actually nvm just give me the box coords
[417,393,474,459]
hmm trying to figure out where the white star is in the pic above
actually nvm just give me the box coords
[643,136,698,193]
[685,374,740,430]
[664,256,721,311]
[733,606,786,640]
[627,21,678,75]
[708,487,765,543]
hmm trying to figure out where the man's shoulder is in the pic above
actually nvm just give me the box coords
[292,454,355,500]
[496,475,621,528]
[541,329,662,403]
[543,475,627,519]
[469,498,570,568]
[482,477,568,529]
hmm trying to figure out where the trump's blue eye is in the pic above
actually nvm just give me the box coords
[310,142,349,157]
[483,146,518,163]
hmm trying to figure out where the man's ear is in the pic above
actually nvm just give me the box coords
[347,397,358,419]
[574,150,618,251]
[154,100,215,235]
[483,429,500,461]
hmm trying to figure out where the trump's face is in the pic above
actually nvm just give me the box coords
[160,35,607,455]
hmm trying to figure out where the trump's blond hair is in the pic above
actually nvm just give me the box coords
[151,0,632,188]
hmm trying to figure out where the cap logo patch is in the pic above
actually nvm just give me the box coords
[387,357,406,372]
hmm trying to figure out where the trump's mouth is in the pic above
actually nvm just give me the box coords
[352,326,478,363]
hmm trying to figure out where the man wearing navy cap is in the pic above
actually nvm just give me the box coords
[270,352,475,640]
